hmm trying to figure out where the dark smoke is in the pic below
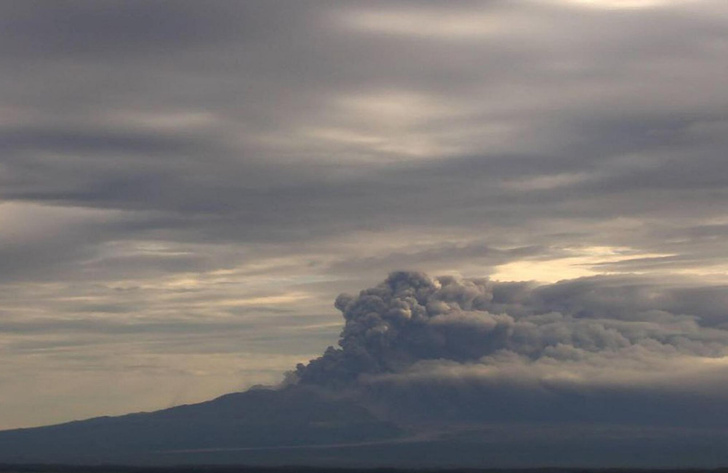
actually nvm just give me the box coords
[296,272,501,386]
[295,271,728,389]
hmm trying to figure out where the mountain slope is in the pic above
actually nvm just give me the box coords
[2,385,728,468]
[0,387,402,465]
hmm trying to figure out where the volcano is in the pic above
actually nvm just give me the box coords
[3,272,728,468]
[0,386,402,466]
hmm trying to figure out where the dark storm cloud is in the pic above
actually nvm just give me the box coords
[0,127,201,155]
[0,0,725,305]
[1,0,726,246]
[0,1,303,59]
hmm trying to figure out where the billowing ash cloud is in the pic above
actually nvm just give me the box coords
[295,272,728,425]
[297,272,503,385]
[297,271,728,384]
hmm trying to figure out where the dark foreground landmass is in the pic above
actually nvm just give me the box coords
[2,387,728,468]
[1,466,728,473]
[5,274,728,469]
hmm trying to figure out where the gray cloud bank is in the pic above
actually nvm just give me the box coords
[2,0,728,264]
[296,272,728,427]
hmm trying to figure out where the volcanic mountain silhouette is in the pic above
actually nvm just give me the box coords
[2,384,727,468]
[3,272,728,467]
[0,386,403,465]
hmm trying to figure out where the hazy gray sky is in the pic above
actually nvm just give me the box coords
[1,0,728,430]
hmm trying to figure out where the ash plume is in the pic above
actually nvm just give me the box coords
[294,272,728,425]
[296,272,503,386]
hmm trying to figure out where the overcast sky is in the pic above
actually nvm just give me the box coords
[1,0,728,430]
